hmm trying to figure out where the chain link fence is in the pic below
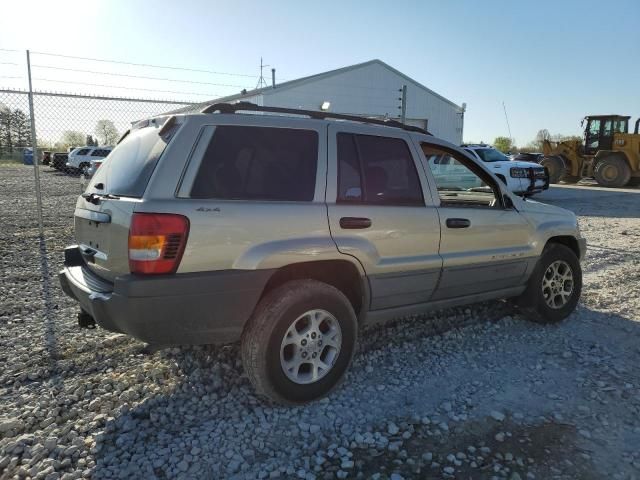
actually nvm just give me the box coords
[0,88,193,248]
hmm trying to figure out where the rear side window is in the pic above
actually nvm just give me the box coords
[337,133,423,206]
[190,126,318,201]
[87,126,171,197]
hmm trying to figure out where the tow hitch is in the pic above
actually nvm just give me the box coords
[78,310,96,329]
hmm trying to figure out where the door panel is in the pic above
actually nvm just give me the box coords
[326,125,442,311]
[434,206,534,299]
[418,142,536,300]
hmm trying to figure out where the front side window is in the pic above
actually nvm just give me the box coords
[423,144,497,208]
[190,126,318,201]
[77,149,90,156]
[337,133,423,206]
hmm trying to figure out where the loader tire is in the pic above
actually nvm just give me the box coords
[541,156,564,184]
[594,156,631,188]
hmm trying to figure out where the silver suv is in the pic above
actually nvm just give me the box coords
[59,103,586,404]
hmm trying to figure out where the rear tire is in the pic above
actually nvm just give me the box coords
[594,156,631,188]
[517,243,582,324]
[541,156,564,184]
[241,279,357,405]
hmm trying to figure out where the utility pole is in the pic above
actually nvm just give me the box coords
[255,57,270,89]
[271,68,276,88]
[26,50,44,239]
[398,85,407,124]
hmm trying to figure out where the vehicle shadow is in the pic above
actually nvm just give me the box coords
[90,303,640,478]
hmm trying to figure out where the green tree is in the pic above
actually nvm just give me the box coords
[0,105,13,154]
[86,134,98,147]
[493,136,514,153]
[11,109,31,148]
[60,130,86,149]
[94,119,119,146]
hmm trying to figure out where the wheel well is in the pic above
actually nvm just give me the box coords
[546,236,579,258]
[261,260,365,315]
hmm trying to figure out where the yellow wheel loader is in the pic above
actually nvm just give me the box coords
[541,115,640,187]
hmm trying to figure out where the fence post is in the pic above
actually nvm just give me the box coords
[26,50,45,238]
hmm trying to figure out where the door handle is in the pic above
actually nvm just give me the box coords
[446,218,471,228]
[340,217,372,229]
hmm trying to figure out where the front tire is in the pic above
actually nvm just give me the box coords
[541,156,564,184]
[241,280,357,404]
[517,243,582,324]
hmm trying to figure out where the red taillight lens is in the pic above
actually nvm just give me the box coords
[128,213,189,274]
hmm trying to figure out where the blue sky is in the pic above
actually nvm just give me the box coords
[1,0,639,146]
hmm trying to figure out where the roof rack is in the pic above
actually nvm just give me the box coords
[200,102,432,136]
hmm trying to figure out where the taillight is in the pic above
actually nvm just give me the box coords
[128,213,189,275]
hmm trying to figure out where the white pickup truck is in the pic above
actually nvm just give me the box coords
[460,144,549,196]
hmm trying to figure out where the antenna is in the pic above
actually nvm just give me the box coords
[502,101,513,141]
[255,57,270,89]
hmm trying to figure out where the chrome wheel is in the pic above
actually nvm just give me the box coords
[280,309,342,385]
[541,260,574,309]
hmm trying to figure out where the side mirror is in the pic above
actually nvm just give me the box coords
[502,194,514,209]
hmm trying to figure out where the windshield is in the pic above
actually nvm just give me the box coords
[86,125,171,197]
[474,148,509,163]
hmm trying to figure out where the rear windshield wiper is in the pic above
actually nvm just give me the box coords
[82,192,120,205]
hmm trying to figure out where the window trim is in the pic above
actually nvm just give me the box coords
[336,132,425,207]
[420,142,507,210]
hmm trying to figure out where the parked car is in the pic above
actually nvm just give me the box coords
[60,104,585,404]
[51,152,69,170]
[66,146,112,175]
[512,152,543,164]
[462,144,549,196]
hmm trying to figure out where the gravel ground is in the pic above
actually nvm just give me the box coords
[1,165,640,480]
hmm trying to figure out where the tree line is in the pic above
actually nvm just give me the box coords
[0,107,31,155]
[467,130,583,154]
[0,104,120,153]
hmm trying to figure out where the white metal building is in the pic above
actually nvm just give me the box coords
[179,59,464,144]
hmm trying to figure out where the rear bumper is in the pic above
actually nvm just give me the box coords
[59,246,273,345]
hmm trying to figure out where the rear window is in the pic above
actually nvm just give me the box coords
[190,126,318,201]
[87,126,170,197]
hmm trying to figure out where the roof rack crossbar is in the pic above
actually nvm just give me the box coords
[200,102,432,136]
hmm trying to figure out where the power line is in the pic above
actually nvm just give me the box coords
[32,77,224,98]
[32,64,252,88]
[0,62,18,66]
[31,50,258,78]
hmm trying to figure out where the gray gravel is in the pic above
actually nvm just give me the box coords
[1,166,640,479]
